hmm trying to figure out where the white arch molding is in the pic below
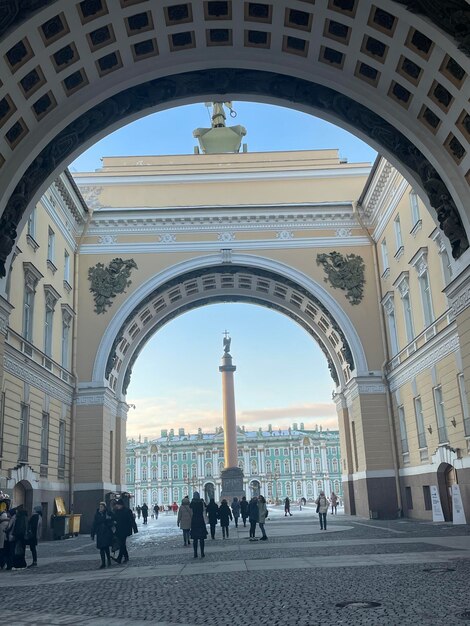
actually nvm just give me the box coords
[90,253,369,399]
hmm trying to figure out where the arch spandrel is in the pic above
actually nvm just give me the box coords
[85,253,373,400]
[0,1,469,276]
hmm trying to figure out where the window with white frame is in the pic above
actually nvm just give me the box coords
[307,482,313,496]
[294,459,300,473]
[433,386,448,444]
[412,250,434,328]
[152,490,158,504]
[414,396,427,449]
[250,448,256,457]
[173,488,179,502]
[305,459,311,473]
[163,488,168,503]
[191,463,197,477]
[382,294,399,355]
[265,448,270,456]
[152,467,157,480]
[58,420,66,469]
[409,191,420,225]
[192,452,196,460]
[182,464,188,479]
[286,482,292,496]
[64,250,70,284]
[266,460,272,473]
[142,467,147,480]
[296,481,302,496]
[205,450,211,459]
[27,207,36,239]
[274,448,279,456]
[283,448,288,455]
[267,482,273,497]
[315,458,321,472]
[173,453,178,461]
[162,466,168,480]
[47,227,55,263]
[394,215,403,252]
[251,460,257,474]
[205,462,212,477]
[398,405,409,454]
[283,459,290,474]
[381,239,389,272]
[172,465,178,479]
[274,460,281,472]
[458,373,470,437]
[44,286,59,358]
[152,454,157,462]
[23,264,42,342]
[40,412,49,466]
[61,308,72,369]
[18,404,29,461]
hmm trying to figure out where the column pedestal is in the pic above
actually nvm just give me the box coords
[220,467,245,501]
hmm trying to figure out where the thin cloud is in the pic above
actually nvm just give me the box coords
[126,396,338,439]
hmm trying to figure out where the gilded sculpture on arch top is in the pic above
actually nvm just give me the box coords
[316,251,365,305]
[88,257,138,314]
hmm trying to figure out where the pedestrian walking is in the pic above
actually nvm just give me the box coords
[27,505,42,567]
[206,497,219,540]
[258,495,268,541]
[0,508,9,569]
[218,499,233,539]
[141,502,149,524]
[153,504,160,519]
[136,505,141,520]
[231,497,241,528]
[9,504,28,570]
[113,499,138,563]
[177,496,192,546]
[190,492,207,558]
[330,492,338,515]
[240,495,249,527]
[248,496,259,541]
[91,502,114,569]
[172,502,179,515]
[315,491,330,530]
[284,497,292,516]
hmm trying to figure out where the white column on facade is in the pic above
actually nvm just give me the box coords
[320,444,328,472]
[300,446,305,473]
[212,450,217,477]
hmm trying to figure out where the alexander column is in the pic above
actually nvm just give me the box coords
[219,332,245,500]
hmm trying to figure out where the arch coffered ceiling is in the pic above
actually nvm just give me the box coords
[92,254,369,399]
[0,1,469,276]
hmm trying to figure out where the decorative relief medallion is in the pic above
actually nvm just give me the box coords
[335,228,352,238]
[98,235,117,245]
[276,230,294,240]
[218,232,235,242]
[78,186,105,210]
[316,251,365,305]
[157,233,176,244]
[88,257,137,314]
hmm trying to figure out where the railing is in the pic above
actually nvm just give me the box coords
[7,328,75,387]
[386,311,454,374]
[18,444,28,463]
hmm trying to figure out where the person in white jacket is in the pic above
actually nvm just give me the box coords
[315,491,330,530]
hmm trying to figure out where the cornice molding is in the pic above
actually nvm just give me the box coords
[4,350,73,405]
[80,236,371,255]
[343,376,387,405]
[75,388,118,413]
[445,264,470,316]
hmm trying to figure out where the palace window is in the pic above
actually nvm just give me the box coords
[191,463,197,477]
[47,227,55,263]
[294,447,299,455]
[294,459,300,473]
[394,215,403,252]
[284,459,290,474]
[205,462,212,477]
[274,448,279,456]
[163,488,168,503]
[192,452,196,460]
[162,466,168,480]
[238,448,243,457]
[173,453,178,461]
[286,482,292,496]
[266,460,272,473]
[61,308,72,369]
[283,448,288,456]
[142,468,147,480]
[251,460,257,475]
[172,465,178,479]
[27,207,36,239]
[305,459,311,473]
[433,385,448,444]
[315,458,321,472]
[383,293,399,355]
[414,396,427,449]
[398,405,409,454]
[23,264,42,342]
[381,239,389,272]
[143,455,147,463]
[274,460,281,473]
[18,403,29,462]
[409,191,420,225]
[152,467,157,480]
[40,412,49,466]
[332,458,338,472]
[267,482,273,497]
[183,464,188,479]
[152,490,158,504]
[296,481,302,497]
[182,452,187,461]
[152,454,157,462]
[205,450,211,459]
[250,448,257,457]
[218,449,224,458]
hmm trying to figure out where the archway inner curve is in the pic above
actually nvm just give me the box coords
[100,262,368,401]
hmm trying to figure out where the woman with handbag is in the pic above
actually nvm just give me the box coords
[177,496,192,546]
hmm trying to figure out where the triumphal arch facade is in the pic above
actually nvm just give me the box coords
[0,1,469,529]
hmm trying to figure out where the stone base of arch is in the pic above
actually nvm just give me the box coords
[74,386,128,531]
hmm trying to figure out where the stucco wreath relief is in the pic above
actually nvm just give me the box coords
[316,251,365,305]
[88,258,138,314]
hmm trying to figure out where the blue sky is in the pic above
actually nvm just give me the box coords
[72,103,377,439]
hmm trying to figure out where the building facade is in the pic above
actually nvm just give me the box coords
[126,425,342,507]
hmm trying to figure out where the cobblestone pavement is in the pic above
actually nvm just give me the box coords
[1,508,470,625]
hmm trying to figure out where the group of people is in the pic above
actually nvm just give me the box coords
[134,502,178,522]
[91,498,138,568]
[0,504,42,571]
[176,494,270,547]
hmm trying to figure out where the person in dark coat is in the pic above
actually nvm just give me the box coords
[10,504,28,569]
[153,504,159,519]
[141,502,149,525]
[27,505,43,567]
[190,492,207,558]
[231,497,241,528]
[284,497,292,516]
[248,496,259,541]
[218,499,233,539]
[240,496,249,527]
[136,505,141,519]
[91,502,114,569]
[113,499,137,564]
[206,497,219,540]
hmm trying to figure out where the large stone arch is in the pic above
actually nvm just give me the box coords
[0,1,469,276]
[91,253,369,399]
